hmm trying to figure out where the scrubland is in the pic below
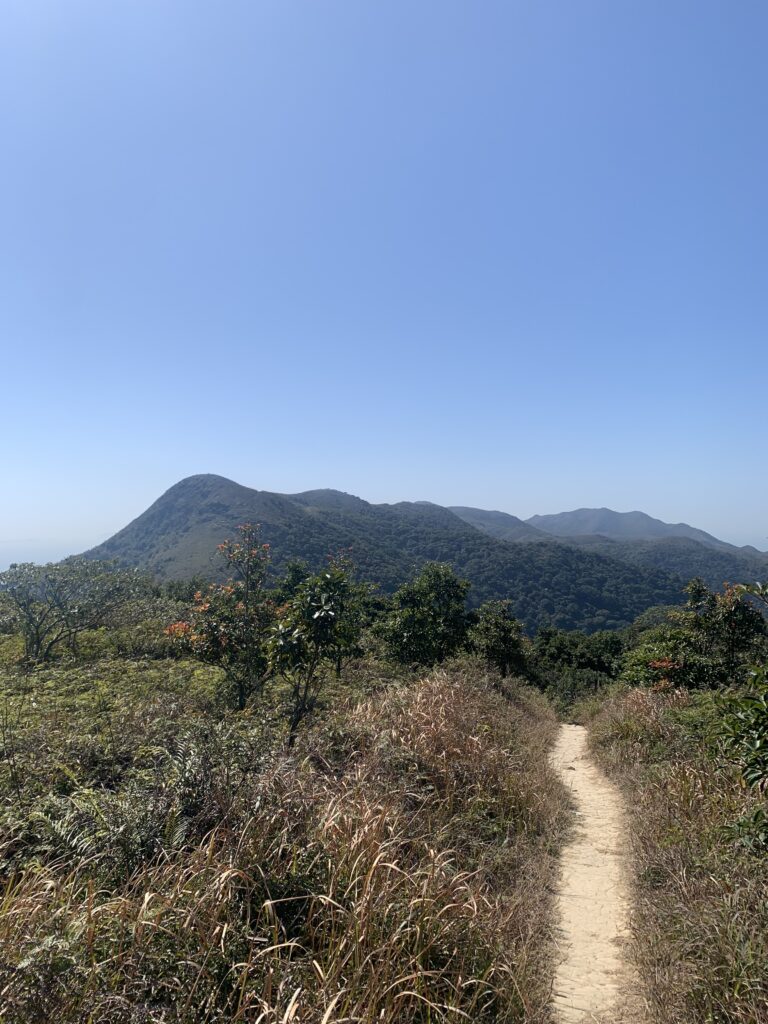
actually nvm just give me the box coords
[2,552,767,1023]
[0,656,568,1023]
[580,685,768,1024]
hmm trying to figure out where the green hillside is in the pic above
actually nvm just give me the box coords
[558,534,768,592]
[84,475,685,632]
[526,507,738,550]
[455,505,768,592]
[449,506,549,543]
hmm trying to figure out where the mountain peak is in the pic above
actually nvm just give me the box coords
[83,475,690,632]
[526,508,731,551]
[290,489,370,512]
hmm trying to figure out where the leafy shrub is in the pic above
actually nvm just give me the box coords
[719,666,768,791]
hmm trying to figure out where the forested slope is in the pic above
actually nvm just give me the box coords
[454,505,768,595]
[85,475,685,632]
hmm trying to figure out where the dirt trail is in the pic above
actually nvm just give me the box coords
[549,724,638,1023]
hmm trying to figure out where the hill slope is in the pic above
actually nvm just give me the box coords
[559,534,768,593]
[456,503,768,593]
[85,475,685,632]
[449,506,549,543]
[527,507,736,550]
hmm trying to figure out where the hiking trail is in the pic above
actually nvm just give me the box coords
[549,723,640,1023]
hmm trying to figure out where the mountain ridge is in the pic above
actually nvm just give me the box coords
[452,504,768,593]
[525,507,752,552]
[448,506,549,544]
[84,475,691,633]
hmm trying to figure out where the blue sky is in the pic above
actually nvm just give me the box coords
[2,0,767,564]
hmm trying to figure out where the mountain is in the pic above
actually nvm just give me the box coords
[526,507,738,551]
[449,507,549,543]
[84,475,686,633]
[452,506,768,594]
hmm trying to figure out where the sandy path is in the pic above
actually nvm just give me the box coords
[549,724,637,1023]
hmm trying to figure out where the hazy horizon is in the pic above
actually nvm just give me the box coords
[2,470,766,570]
[2,2,767,566]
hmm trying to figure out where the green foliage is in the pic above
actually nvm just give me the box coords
[468,600,526,677]
[167,524,276,709]
[380,562,470,666]
[533,626,624,676]
[267,557,311,603]
[527,625,624,705]
[619,580,766,690]
[719,584,768,847]
[0,559,145,663]
[268,558,362,743]
[0,658,225,822]
[622,603,678,637]
[719,665,768,792]
[162,574,210,602]
[683,578,766,677]
[620,625,716,689]
[85,473,686,633]
[723,804,768,854]
[554,533,768,594]
[166,533,370,738]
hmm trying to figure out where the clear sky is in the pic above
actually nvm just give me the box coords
[2,0,767,566]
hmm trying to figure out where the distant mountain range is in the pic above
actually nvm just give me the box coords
[525,507,747,551]
[450,506,768,591]
[84,475,768,633]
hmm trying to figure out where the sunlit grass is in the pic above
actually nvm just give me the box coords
[584,687,768,1024]
[0,657,567,1022]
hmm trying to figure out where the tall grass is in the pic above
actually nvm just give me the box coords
[0,658,567,1022]
[582,686,768,1024]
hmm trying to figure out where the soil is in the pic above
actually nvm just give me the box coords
[549,723,641,1023]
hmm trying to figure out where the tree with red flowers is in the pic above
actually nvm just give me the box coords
[167,524,275,709]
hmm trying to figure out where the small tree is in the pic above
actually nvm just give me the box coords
[469,600,526,677]
[0,559,142,663]
[269,559,311,605]
[679,579,766,684]
[268,559,357,744]
[620,625,714,689]
[167,525,275,710]
[618,580,766,690]
[381,562,470,667]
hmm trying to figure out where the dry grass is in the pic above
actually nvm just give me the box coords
[582,686,768,1024]
[0,659,567,1023]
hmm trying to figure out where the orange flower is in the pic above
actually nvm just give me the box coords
[165,621,192,637]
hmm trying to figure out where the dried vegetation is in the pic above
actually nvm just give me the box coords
[0,658,567,1023]
[581,685,768,1024]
